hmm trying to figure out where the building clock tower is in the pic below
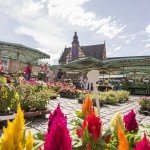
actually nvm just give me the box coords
[71,32,79,61]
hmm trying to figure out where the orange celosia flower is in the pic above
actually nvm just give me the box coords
[118,125,129,150]
[82,95,93,117]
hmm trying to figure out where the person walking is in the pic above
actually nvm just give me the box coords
[24,63,32,80]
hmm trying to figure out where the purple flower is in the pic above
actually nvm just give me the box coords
[44,116,72,150]
[123,109,138,132]
[48,104,67,133]
[134,133,150,150]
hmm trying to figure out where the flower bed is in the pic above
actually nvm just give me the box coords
[78,90,130,105]
[0,79,59,115]
[0,96,150,150]
[59,88,80,99]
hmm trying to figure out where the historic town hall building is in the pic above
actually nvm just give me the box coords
[59,32,106,65]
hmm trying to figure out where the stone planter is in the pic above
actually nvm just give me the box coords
[0,111,14,116]
[60,93,76,99]
[92,100,104,107]
[24,109,51,120]
[139,109,150,116]
[78,98,83,104]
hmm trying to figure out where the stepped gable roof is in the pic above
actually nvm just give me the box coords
[81,44,105,59]
[59,47,71,63]
[59,44,105,63]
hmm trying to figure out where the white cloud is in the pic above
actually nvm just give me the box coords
[107,52,112,56]
[145,24,150,34]
[113,47,121,51]
[142,39,150,42]
[0,0,70,64]
[0,0,126,65]
[48,0,125,39]
[145,44,150,48]
[125,39,130,44]
[119,35,126,39]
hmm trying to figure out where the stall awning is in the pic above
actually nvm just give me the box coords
[63,57,100,70]
[0,41,50,63]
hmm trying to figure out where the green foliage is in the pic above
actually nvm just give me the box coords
[138,97,150,110]
[0,83,15,112]
[79,92,87,100]
[106,91,118,104]
[75,111,85,119]
[33,131,45,150]
[98,92,107,102]
[11,84,52,111]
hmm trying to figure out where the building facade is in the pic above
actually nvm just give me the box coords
[59,32,106,65]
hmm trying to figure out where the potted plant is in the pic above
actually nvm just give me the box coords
[138,96,150,111]
[106,91,118,105]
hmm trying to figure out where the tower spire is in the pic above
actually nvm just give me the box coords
[72,31,79,45]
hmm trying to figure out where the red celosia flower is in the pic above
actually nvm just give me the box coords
[134,133,150,150]
[77,112,102,142]
[48,104,67,133]
[123,109,138,132]
[105,134,111,143]
[44,116,72,150]
[86,144,92,150]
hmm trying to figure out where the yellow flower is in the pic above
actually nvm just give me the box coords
[0,103,25,150]
[14,92,20,100]
[26,130,34,150]
[110,112,125,132]
[1,77,7,83]
[118,125,129,150]
[82,95,93,117]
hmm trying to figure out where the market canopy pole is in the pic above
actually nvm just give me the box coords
[87,70,100,117]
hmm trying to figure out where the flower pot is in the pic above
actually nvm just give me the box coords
[50,96,57,100]
[78,98,83,104]
[118,99,123,103]
[93,100,104,107]
[99,101,104,106]
[124,98,129,101]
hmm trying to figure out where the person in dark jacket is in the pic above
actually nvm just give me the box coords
[57,69,63,82]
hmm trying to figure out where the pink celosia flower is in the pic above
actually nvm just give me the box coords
[123,109,138,132]
[48,104,67,133]
[44,116,72,150]
[47,81,55,86]
[134,133,150,150]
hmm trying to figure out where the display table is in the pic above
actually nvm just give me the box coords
[97,85,113,91]
[128,87,150,95]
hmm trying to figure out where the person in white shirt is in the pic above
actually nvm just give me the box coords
[80,74,85,89]
[84,76,91,90]
[44,64,54,82]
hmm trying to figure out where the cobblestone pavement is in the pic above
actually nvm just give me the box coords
[0,96,150,135]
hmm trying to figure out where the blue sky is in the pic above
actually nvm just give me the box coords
[0,0,150,65]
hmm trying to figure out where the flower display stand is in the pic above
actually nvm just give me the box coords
[139,109,150,116]
[24,109,51,120]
